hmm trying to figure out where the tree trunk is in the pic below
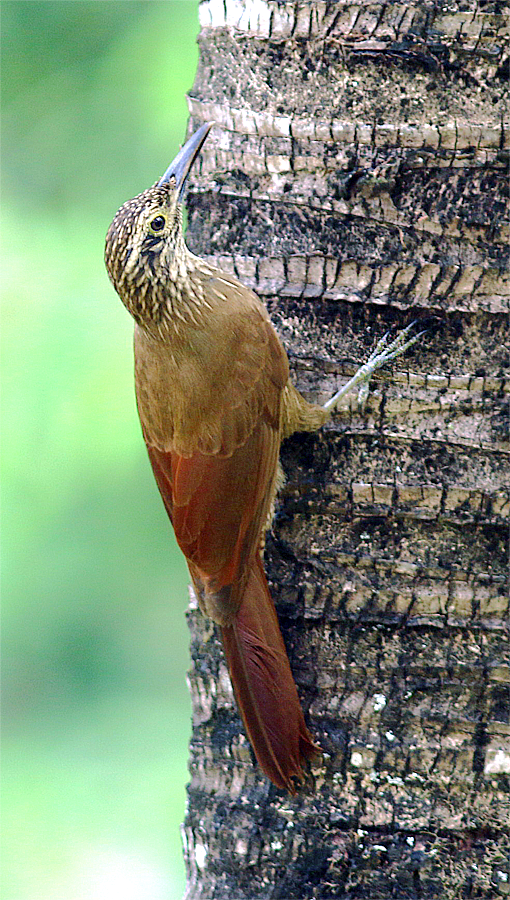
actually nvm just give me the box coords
[181,2,509,897]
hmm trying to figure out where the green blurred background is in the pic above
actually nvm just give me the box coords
[1,3,200,897]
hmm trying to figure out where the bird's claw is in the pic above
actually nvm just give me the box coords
[357,381,370,412]
[323,320,426,413]
[364,321,426,370]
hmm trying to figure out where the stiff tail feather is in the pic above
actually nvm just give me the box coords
[221,555,320,791]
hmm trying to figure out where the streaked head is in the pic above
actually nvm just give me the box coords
[104,123,213,319]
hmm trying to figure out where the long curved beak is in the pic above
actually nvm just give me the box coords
[158,122,213,199]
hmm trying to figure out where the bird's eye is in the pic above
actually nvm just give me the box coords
[149,215,166,233]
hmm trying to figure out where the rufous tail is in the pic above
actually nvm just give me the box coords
[221,555,320,792]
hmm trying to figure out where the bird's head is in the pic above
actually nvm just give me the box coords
[104,123,212,324]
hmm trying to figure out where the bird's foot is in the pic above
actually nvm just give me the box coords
[323,321,426,414]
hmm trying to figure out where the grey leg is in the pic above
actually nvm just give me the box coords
[323,322,426,413]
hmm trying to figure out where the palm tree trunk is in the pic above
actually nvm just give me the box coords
[182,1,509,897]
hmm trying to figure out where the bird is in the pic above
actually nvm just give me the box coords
[105,122,422,792]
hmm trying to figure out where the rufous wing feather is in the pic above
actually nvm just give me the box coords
[144,433,320,790]
[145,413,279,624]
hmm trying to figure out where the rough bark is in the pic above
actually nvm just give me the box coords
[181,2,509,897]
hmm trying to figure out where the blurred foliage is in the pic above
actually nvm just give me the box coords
[1,3,200,898]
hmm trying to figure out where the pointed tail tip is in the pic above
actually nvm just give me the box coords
[279,733,323,795]
[220,555,322,794]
